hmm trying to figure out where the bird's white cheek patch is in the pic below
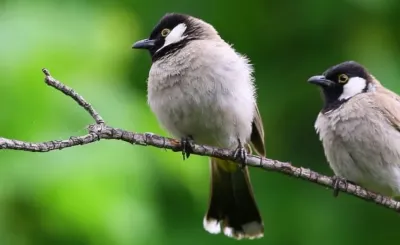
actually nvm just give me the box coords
[339,77,367,100]
[157,23,187,52]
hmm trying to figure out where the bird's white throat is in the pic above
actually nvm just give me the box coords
[157,23,188,52]
[339,77,367,100]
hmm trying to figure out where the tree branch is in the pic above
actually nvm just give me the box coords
[1,69,399,213]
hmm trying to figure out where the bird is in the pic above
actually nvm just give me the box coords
[131,13,265,239]
[308,60,400,199]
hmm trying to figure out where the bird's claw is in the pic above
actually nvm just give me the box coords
[332,176,354,197]
[181,136,194,160]
[233,139,247,169]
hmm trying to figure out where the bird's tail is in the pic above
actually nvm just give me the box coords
[203,157,263,239]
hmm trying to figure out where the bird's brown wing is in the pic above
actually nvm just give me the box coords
[372,79,400,130]
[250,104,266,156]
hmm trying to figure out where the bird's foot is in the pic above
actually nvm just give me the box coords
[332,176,355,197]
[233,138,247,169]
[181,136,194,160]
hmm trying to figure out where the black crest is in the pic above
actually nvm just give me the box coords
[323,61,370,83]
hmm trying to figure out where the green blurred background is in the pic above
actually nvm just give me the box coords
[0,0,399,244]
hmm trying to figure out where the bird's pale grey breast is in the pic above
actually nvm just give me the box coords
[147,39,256,149]
[315,92,400,195]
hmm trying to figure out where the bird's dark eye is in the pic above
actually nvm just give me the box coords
[338,74,349,84]
[161,28,171,37]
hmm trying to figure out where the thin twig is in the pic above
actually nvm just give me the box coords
[0,69,399,214]
[42,68,105,124]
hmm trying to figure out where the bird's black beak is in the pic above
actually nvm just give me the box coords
[307,75,335,87]
[132,39,156,50]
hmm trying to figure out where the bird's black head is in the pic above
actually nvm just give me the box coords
[132,13,209,62]
[308,61,373,112]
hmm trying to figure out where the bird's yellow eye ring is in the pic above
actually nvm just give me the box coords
[161,28,171,37]
[338,74,349,84]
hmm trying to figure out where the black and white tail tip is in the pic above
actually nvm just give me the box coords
[203,217,264,240]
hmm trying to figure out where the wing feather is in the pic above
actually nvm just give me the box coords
[250,104,266,156]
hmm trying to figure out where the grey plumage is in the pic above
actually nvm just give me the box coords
[147,35,257,148]
[310,61,400,197]
[132,13,265,239]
